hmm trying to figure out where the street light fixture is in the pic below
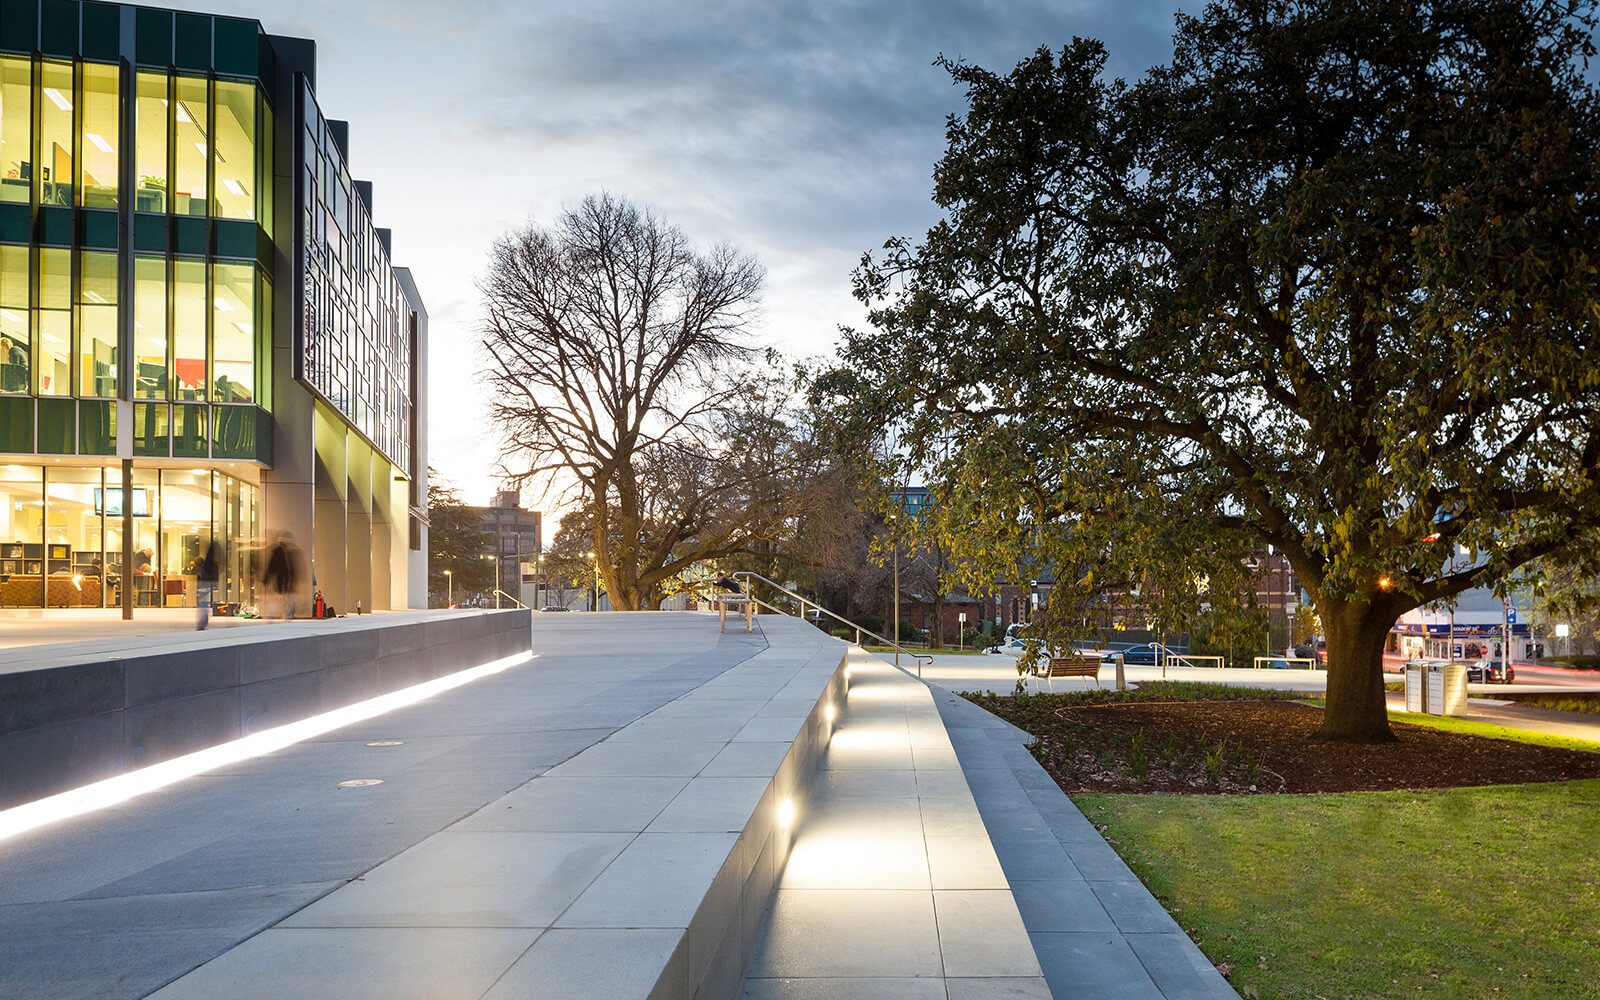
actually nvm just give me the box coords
[481,554,500,609]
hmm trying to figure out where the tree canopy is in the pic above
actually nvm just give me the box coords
[823,0,1600,739]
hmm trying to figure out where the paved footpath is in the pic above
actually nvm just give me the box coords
[744,647,1048,998]
[0,613,766,999]
[932,689,1237,1000]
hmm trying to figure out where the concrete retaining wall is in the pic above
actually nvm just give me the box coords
[0,610,531,809]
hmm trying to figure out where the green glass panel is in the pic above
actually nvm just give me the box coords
[213,18,256,76]
[0,395,30,451]
[136,8,172,66]
[253,408,272,464]
[173,12,209,71]
[174,216,205,256]
[82,209,117,248]
[39,0,77,57]
[173,401,206,456]
[211,404,255,458]
[134,213,167,252]
[0,0,38,53]
[214,219,254,260]
[0,204,26,243]
[133,401,169,455]
[78,399,114,454]
[38,206,71,246]
[38,397,74,454]
[82,2,118,60]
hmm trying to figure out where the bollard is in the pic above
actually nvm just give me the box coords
[1115,654,1126,691]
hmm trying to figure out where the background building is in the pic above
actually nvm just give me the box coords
[466,489,539,606]
[0,1,426,614]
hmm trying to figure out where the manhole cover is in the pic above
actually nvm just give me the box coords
[338,778,384,788]
[365,740,405,747]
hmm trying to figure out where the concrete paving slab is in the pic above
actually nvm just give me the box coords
[480,927,686,1000]
[454,775,690,833]
[934,889,1044,978]
[281,830,631,928]
[944,976,1054,999]
[743,977,947,999]
[747,888,943,978]
[149,926,541,999]
[925,835,1009,889]
[647,775,772,833]
[556,831,743,928]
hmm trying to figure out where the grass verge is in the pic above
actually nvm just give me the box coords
[1385,709,1600,752]
[1077,780,1600,999]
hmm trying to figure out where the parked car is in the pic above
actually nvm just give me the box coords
[1257,656,1295,669]
[1466,658,1515,684]
[1116,643,1190,666]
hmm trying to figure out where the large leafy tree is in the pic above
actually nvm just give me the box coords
[828,0,1600,739]
[426,472,495,603]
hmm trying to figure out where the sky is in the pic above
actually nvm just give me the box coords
[168,0,1190,509]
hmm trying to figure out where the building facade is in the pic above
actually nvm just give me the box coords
[468,489,539,606]
[0,1,426,614]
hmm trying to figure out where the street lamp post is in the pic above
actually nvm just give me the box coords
[482,554,500,609]
[444,569,453,609]
[585,551,598,611]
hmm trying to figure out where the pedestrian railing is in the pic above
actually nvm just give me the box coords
[492,590,528,610]
[1252,656,1320,670]
[728,571,934,678]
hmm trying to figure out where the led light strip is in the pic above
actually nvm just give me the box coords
[0,650,536,845]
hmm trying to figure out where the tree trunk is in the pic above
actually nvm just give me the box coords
[1315,597,1397,742]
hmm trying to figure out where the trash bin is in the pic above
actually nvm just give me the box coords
[1432,662,1468,717]
[1404,662,1427,713]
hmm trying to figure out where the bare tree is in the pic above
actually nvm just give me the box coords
[482,194,787,610]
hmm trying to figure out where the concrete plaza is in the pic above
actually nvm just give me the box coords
[0,613,1240,999]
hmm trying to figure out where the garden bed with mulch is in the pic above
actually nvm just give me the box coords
[966,683,1600,794]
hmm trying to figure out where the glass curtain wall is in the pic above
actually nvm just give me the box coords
[134,255,167,398]
[38,61,72,207]
[135,71,168,212]
[213,262,253,401]
[36,248,69,395]
[0,466,258,609]
[213,79,253,220]
[78,251,117,397]
[0,244,26,393]
[173,258,206,400]
[0,56,29,204]
[80,63,118,209]
[173,76,207,217]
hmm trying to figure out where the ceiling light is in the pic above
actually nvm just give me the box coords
[83,290,108,304]
[0,309,22,323]
[43,87,71,111]
[213,296,234,312]
[194,141,207,157]
[222,178,246,197]
[85,133,113,154]
[175,102,192,124]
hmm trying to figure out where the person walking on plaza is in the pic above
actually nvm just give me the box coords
[195,539,220,631]
[261,532,301,619]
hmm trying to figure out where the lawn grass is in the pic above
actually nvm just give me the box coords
[1513,694,1600,717]
[1077,779,1600,999]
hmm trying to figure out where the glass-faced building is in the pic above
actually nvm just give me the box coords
[0,0,427,614]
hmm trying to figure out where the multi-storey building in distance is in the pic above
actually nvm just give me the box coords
[0,0,427,615]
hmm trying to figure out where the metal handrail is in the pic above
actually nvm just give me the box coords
[730,571,933,677]
[492,589,528,610]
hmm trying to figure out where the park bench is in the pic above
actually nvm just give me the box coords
[1038,654,1102,691]
[714,593,754,634]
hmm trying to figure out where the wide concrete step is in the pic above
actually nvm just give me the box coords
[743,648,1050,998]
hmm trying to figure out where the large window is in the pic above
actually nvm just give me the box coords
[134,72,168,213]
[214,80,254,221]
[173,76,207,217]
[78,251,117,397]
[36,248,69,395]
[212,261,254,401]
[0,56,29,204]
[80,63,118,209]
[38,61,73,208]
[134,255,167,398]
[173,259,206,400]
[0,245,27,393]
